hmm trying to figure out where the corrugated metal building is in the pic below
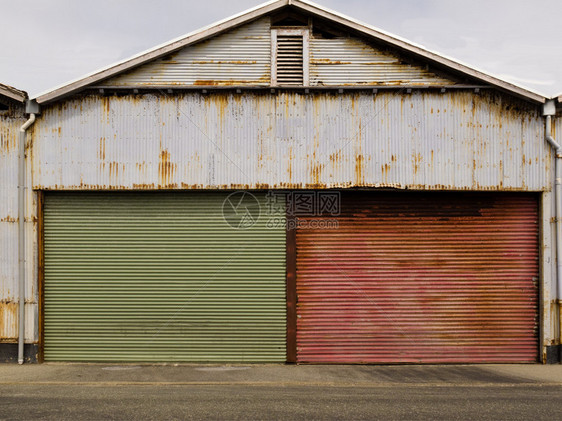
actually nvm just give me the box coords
[2,0,560,363]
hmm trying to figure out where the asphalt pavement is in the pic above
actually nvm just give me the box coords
[1,364,561,420]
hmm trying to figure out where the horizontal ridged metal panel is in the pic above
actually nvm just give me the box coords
[32,91,549,191]
[296,192,539,363]
[44,192,286,362]
[104,17,271,87]
[309,37,454,86]
[0,104,37,342]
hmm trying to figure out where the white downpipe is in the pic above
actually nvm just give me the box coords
[545,110,562,362]
[18,113,35,365]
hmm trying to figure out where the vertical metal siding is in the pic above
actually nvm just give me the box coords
[309,37,455,86]
[32,91,548,191]
[0,105,37,342]
[43,192,286,362]
[103,17,271,87]
[296,192,539,363]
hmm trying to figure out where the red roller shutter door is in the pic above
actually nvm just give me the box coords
[296,193,539,363]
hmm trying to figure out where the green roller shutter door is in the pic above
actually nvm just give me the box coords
[44,192,286,362]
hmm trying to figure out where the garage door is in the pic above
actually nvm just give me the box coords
[296,192,538,363]
[44,192,286,362]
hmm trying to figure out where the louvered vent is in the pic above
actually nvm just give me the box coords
[276,35,304,85]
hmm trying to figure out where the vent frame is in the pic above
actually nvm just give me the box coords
[271,28,310,86]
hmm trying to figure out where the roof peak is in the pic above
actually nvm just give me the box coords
[34,0,546,104]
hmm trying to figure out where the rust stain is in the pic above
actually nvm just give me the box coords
[287,146,293,180]
[135,162,147,175]
[24,215,38,224]
[159,149,177,187]
[311,162,323,185]
[0,302,18,339]
[193,77,269,86]
[329,152,341,165]
[215,95,228,123]
[499,160,503,188]
[412,152,423,175]
[310,59,352,65]
[355,154,364,183]
[99,137,106,160]
[382,163,391,181]
[0,216,17,223]
[192,60,257,65]
[160,183,179,189]
[108,161,119,179]
[310,121,323,185]
[132,183,156,189]
[101,96,110,115]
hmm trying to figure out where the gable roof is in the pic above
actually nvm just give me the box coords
[0,83,27,103]
[34,0,546,104]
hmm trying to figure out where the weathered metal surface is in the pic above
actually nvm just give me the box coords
[0,104,38,342]
[296,192,539,363]
[103,17,271,87]
[309,36,455,86]
[0,302,37,341]
[43,192,286,362]
[0,83,26,103]
[33,90,548,191]
[35,1,546,104]
[101,16,458,89]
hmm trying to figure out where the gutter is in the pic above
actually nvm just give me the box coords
[543,99,562,361]
[18,110,36,364]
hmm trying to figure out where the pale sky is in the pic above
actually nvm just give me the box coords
[1,0,561,98]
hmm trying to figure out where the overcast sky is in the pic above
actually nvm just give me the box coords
[1,0,561,98]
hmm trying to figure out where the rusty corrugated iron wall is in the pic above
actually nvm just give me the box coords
[102,17,272,87]
[32,90,548,191]
[0,102,38,343]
